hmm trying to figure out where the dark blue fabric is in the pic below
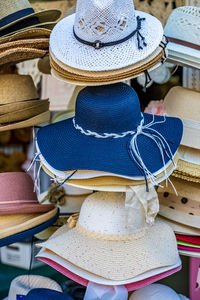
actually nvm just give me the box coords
[0,210,59,247]
[0,8,34,28]
[0,16,39,37]
[37,83,183,177]
[24,288,74,299]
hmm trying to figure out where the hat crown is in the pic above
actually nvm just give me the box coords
[0,0,32,19]
[0,75,38,104]
[74,0,136,43]
[164,6,200,46]
[0,172,38,204]
[78,192,145,236]
[75,83,142,134]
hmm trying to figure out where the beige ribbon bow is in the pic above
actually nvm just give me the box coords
[125,184,159,229]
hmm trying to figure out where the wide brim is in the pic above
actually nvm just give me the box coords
[178,250,200,258]
[0,28,51,44]
[37,112,182,177]
[175,159,200,178]
[0,99,49,115]
[167,42,200,61]
[0,101,49,123]
[50,48,165,86]
[0,202,54,216]
[159,205,200,229]
[50,40,165,76]
[0,207,58,239]
[0,38,49,51]
[40,152,178,192]
[172,171,200,183]
[50,11,163,71]
[37,220,178,281]
[0,47,47,67]
[0,209,59,247]
[38,250,181,290]
[157,216,200,236]
[180,125,200,149]
[0,9,61,32]
[0,110,50,132]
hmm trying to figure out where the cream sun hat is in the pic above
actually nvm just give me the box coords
[3,275,62,300]
[50,0,163,72]
[164,86,200,149]
[164,6,200,69]
[37,191,178,281]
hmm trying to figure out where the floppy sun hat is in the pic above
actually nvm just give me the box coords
[50,0,163,72]
[37,192,179,281]
[36,83,183,185]
[0,0,61,37]
[158,177,200,229]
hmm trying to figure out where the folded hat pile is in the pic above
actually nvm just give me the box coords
[0,0,61,67]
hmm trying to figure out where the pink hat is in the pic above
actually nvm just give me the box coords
[0,172,54,215]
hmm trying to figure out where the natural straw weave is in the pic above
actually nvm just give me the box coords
[0,47,47,67]
[0,101,49,123]
[0,207,58,239]
[0,28,51,44]
[38,192,178,281]
[0,111,50,132]
[0,38,49,51]
[0,99,49,115]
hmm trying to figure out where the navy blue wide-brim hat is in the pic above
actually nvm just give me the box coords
[0,210,59,247]
[37,83,183,180]
[23,288,74,300]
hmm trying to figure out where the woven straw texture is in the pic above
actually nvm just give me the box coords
[39,192,178,281]
[0,207,58,239]
[172,171,200,183]
[0,28,51,44]
[0,0,31,17]
[0,74,38,104]
[0,38,49,51]
[0,99,48,115]
[50,5,163,71]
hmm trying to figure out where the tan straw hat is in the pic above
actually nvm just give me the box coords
[0,0,61,36]
[0,28,51,44]
[158,177,200,229]
[0,38,49,51]
[40,152,179,192]
[37,191,178,281]
[164,86,200,149]
[0,100,49,124]
[0,99,49,115]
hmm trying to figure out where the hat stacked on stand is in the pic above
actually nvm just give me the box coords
[0,0,61,67]
[0,74,50,131]
[0,172,58,247]
[49,0,168,86]
[28,0,187,298]
[164,6,200,69]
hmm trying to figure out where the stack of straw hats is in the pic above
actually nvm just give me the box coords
[0,74,50,131]
[0,172,58,247]
[164,6,200,69]
[49,0,168,86]
[0,0,61,67]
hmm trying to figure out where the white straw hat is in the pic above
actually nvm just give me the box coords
[50,0,163,71]
[4,275,62,300]
[37,192,178,281]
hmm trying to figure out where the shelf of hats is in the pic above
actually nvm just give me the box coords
[0,0,199,299]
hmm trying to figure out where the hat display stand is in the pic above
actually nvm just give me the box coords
[0,0,199,300]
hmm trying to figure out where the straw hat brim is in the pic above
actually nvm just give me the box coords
[50,40,165,76]
[50,48,164,81]
[0,28,51,44]
[157,216,200,236]
[50,11,163,71]
[37,220,178,281]
[0,38,49,51]
[175,159,200,178]
[40,152,179,192]
[0,101,49,123]
[0,210,59,247]
[0,202,54,216]
[172,171,200,183]
[38,248,181,289]
[0,207,58,239]
[1,22,56,39]
[0,9,61,32]
[36,112,182,178]
[0,47,47,67]
[0,110,50,132]
[0,99,49,115]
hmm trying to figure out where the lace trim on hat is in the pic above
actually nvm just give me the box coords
[73,16,147,50]
[73,114,175,190]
